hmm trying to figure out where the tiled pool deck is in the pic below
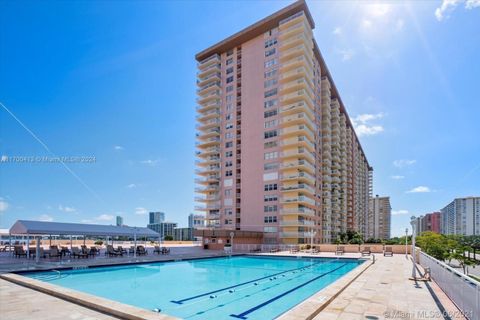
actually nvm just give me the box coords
[0,250,466,320]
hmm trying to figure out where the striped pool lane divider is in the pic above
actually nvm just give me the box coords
[170,260,331,305]
[229,263,349,319]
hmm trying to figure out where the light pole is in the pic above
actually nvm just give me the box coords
[405,228,408,257]
[410,217,417,279]
[310,230,316,254]
[230,232,234,253]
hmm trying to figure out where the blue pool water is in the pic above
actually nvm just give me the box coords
[26,255,364,319]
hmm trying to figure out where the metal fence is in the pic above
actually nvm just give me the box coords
[232,243,299,253]
[418,251,479,320]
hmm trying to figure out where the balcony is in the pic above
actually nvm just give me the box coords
[279,67,313,84]
[194,195,220,202]
[197,72,221,87]
[279,19,312,41]
[196,108,221,122]
[197,127,220,140]
[194,174,220,184]
[197,63,221,79]
[280,101,314,121]
[197,54,220,69]
[281,124,314,141]
[279,44,310,63]
[197,90,221,105]
[195,157,220,167]
[279,232,310,238]
[281,136,315,152]
[280,89,314,110]
[280,219,314,227]
[279,11,305,28]
[195,185,220,193]
[196,137,220,149]
[196,146,220,158]
[279,77,314,97]
[196,99,221,113]
[281,148,315,163]
[281,159,315,174]
[280,195,316,206]
[197,81,220,95]
[280,55,313,74]
[281,183,315,195]
[279,32,311,51]
[281,112,316,131]
[195,202,221,211]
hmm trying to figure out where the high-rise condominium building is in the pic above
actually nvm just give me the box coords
[188,213,206,229]
[440,197,480,236]
[149,211,165,224]
[116,215,124,227]
[195,0,372,244]
[367,195,391,240]
[415,212,440,234]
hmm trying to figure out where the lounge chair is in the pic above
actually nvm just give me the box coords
[129,246,135,255]
[361,246,371,256]
[13,245,27,258]
[153,246,161,254]
[49,246,62,258]
[290,247,299,254]
[250,248,261,253]
[269,247,279,253]
[117,246,127,255]
[60,246,70,256]
[161,247,170,255]
[72,247,88,258]
[31,248,45,259]
[335,246,345,255]
[136,246,148,255]
[384,246,393,257]
[311,247,320,254]
[106,245,122,256]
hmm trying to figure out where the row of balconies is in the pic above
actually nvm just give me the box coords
[281,148,315,163]
[281,206,315,216]
[281,183,315,195]
[197,72,221,87]
[279,219,315,227]
[280,101,315,120]
[281,112,316,131]
[280,171,315,183]
[280,195,316,206]
[197,90,221,105]
[281,124,315,141]
[281,135,315,152]
[281,159,315,174]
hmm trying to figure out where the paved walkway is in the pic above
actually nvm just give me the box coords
[313,254,465,320]
[0,279,119,320]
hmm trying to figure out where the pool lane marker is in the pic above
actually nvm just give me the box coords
[170,260,329,305]
[229,263,348,319]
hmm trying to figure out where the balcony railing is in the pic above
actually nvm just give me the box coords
[279,232,310,238]
[281,183,315,194]
[280,195,316,206]
[279,220,314,226]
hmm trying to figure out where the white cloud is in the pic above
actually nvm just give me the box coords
[393,159,416,168]
[392,209,409,215]
[58,205,76,213]
[352,113,385,137]
[338,48,355,61]
[391,175,405,180]
[39,214,53,222]
[135,207,148,215]
[0,199,9,212]
[435,0,479,21]
[140,159,161,166]
[361,19,373,28]
[333,27,342,35]
[95,214,113,221]
[114,145,124,151]
[126,183,137,189]
[407,186,431,193]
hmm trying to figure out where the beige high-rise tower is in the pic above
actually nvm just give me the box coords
[195,0,372,244]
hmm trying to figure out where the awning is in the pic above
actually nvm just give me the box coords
[9,220,159,237]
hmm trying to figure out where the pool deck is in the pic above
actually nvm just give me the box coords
[0,250,466,320]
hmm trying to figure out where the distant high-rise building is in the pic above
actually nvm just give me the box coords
[419,212,440,233]
[440,197,480,236]
[147,222,177,239]
[188,213,206,229]
[194,0,372,244]
[149,211,165,224]
[367,195,391,240]
[116,215,124,227]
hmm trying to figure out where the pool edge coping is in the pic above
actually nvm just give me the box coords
[276,257,374,320]
[0,272,180,320]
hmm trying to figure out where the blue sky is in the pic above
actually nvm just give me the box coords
[0,1,479,235]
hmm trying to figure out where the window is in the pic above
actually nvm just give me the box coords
[264,130,278,139]
[264,151,278,160]
[264,109,278,118]
[226,95,233,102]
[226,123,233,130]
[264,119,278,128]
[226,76,234,83]
[263,215,278,222]
[225,142,233,148]
[225,209,233,215]
[225,132,233,139]
[264,79,277,88]
[225,151,233,157]
[226,85,233,92]
[264,88,277,98]
[264,38,277,48]
[226,58,233,65]
[226,113,232,121]
[264,58,277,68]
[226,67,234,74]
[225,189,231,196]
[264,206,278,213]
[265,48,276,57]
[225,170,233,177]
[264,162,279,171]
[264,195,278,202]
[227,49,234,56]
[264,184,278,191]
[225,160,233,167]
[264,141,277,148]
[264,99,278,108]
[264,69,277,78]
[226,103,233,111]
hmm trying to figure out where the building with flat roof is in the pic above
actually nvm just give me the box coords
[188,213,206,229]
[367,195,391,240]
[149,211,165,224]
[440,197,480,236]
[116,215,124,227]
[195,0,372,244]
[147,222,177,239]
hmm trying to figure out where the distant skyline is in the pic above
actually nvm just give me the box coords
[1,1,479,235]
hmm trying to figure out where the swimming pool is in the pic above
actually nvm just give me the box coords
[26,255,364,319]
